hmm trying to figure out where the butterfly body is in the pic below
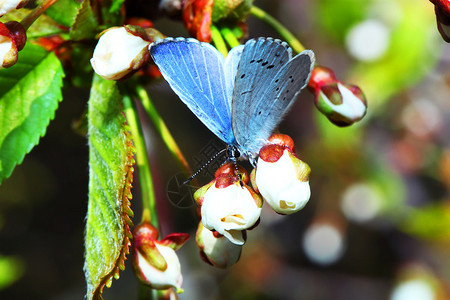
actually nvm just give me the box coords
[149,37,315,163]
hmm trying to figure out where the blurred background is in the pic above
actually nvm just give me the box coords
[1,0,450,299]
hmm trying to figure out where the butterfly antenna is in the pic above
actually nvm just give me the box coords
[234,161,244,187]
[183,148,227,184]
[226,145,244,187]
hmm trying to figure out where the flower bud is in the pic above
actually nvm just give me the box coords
[194,163,262,245]
[132,222,189,293]
[308,66,367,127]
[430,0,450,42]
[0,21,26,69]
[195,222,242,268]
[0,0,29,16]
[253,134,311,215]
[91,26,153,80]
[182,0,214,42]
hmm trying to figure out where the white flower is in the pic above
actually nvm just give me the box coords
[195,222,242,268]
[317,82,367,124]
[254,144,311,215]
[135,242,183,292]
[90,26,150,80]
[0,0,25,16]
[132,223,189,293]
[0,21,24,69]
[0,34,14,68]
[200,180,262,245]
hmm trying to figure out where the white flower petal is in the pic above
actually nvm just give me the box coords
[91,27,149,80]
[137,243,183,292]
[198,223,242,268]
[0,0,22,16]
[0,36,13,69]
[256,150,311,214]
[201,183,261,244]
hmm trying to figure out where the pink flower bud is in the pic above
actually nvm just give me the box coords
[0,21,26,69]
[253,134,311,215]
[194,163,262,245]
[195,222,242,268]
[430,0,450,42]
[308,66,367,127]
[91,26,155,80]
[132,222,189,293]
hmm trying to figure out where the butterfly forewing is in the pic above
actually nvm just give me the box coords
[232,39,315,154]
[150,38,235,144]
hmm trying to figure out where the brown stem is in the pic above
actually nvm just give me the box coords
[20,0,58,30]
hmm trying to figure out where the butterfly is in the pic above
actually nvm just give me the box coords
[149,37,315,166]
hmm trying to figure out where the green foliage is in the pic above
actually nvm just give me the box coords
[350,0,439,109]
[70,0,99,41]
[1,10,64,38]
[212,0,254,23]
[109,0,125,14]
[100,0,125,27]
[315,0,369,43]
[0,43,64,183]
[400,203,450,241]
[84,75,134,300]
[0,255,24,290]
[45,0,81,27]
[315,0,439,110]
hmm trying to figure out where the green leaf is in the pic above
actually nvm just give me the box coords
[94,0,124,27]
[70,0,99,41]
[84,75,134,300]
[45,0,81,27]
[109,0,125,14]
[0,43,64,183]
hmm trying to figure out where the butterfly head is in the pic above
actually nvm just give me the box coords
[226,145,240,163]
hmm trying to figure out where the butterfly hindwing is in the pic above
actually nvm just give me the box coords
[232,38,315,154]
[149,38,235,144]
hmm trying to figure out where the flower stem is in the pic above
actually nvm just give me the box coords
[250,6,305,53]
[122,93,158,227]
[20,0,58,30]
[211,24,228,56]
[220,27,241,48]
[135,85,193,177]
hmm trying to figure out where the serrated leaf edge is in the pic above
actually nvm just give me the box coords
[92,126,135,298]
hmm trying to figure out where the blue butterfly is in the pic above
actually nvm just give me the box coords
[149,37,315,165]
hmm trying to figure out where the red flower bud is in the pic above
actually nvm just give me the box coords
[308,66,337,92]
[214,162,249,184]
[268,133,295,151]
[182,0,214,42]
